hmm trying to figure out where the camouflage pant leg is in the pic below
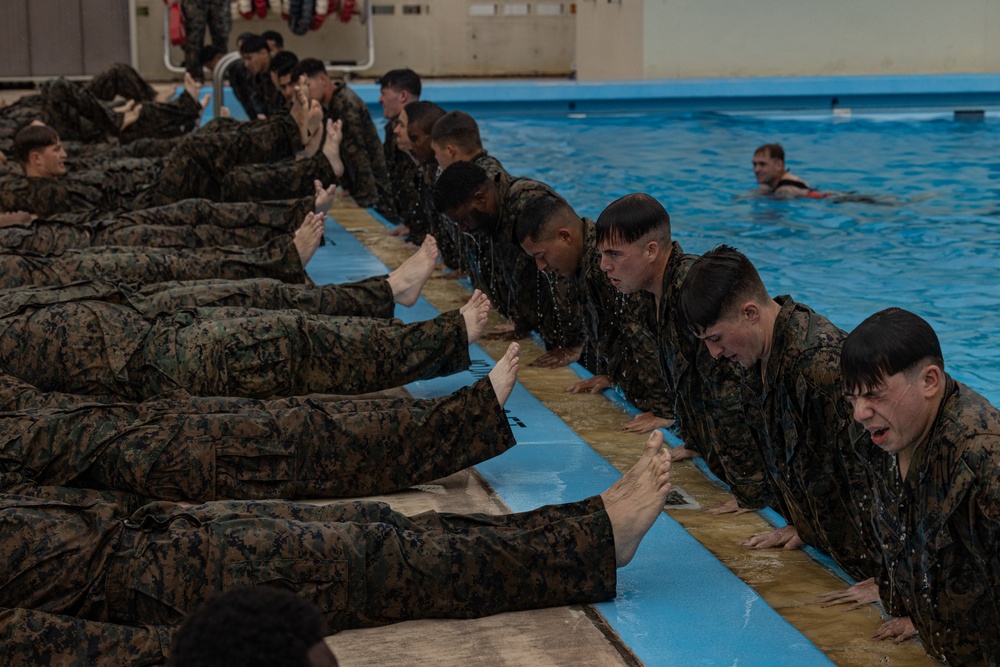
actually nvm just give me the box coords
[129,308,471,399]
[30,237,305,288]
[0,222,93,254]
[118,196,311,233]
[0,607,170,667]
[135,276,394,317]
[119,93,202,144]
[142,374,516,500]
[180,0,232,79]
[93,220,288,250]
[108,497,616,631]
[40,78,118,142]
[232,114,303,163]
[87,63,157,102]
[222,153,337,203]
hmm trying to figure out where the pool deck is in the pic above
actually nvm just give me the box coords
[310,200,938,666]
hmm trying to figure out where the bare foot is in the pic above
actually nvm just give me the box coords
[387,235,439,306]
[461,289,491,343]
[300,101,324,157]
[601,430,672,567]
[199,93,210,110]
[220,106,231,118]
[488,343,520,407]
[321,118,345,176]
[183,72,200,101]
[313,180,338,212]
[293,212,326,266]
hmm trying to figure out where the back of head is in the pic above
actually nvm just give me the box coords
[236,31,257,48]
[754,142,784,161]
[269,50,299,77]
[239,34,269,55]
[434,160,489,212]
[261,30,284,49]
[431,111,482,154]
[678,245,769,334]
[379,68,422,97]
[169,587,329,667]
[13,124,58,165]
[595,192,671,248]
[291,57,327,81]
[404,100,446,135]
[515,194,574,244]
[842,308,945,393]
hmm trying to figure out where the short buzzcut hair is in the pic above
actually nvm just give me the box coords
[594,192,671,248]
[433,161,490,213]
[378,68,421,97]
[13,124,59,165]
[431,111,482,154]
[291,57,327,81]
[841,308,945,394]
[269,50,299,77]
[754,143,785,161]
[239,35,269,55]
[168,587,330,667]
[515,194,572,244]
[678,245,771,335]
[404,101,446,135]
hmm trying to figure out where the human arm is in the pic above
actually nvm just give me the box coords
[530,345,582,368]
[871,616,918,643]
[740,525,805,550]
[815,577,880,610]
[621,411,675,433]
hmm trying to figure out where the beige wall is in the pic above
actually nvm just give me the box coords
[579,0,1000,80]
[136,1,576,81]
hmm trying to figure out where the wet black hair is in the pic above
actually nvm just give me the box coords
[269,50,299,77]
[433,161,489,213]
[199,44,225,67]
[404,100,446,135]
[678,245,770,334]
[841,307,945,393]
[291,57,327,81]
[261,30,284,48]
[594,192,670,248]
[239,35,269,55]
[515,194,573,244]
[169,587,330,667]
[378,68,421,97]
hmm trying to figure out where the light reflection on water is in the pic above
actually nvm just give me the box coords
[479,112,1000,403]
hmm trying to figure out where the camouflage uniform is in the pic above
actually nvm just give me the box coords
[632,242,774,509]
[0,475,615,665]
[324,81,395,213]
[466,176,584,350]
[0,293,472,400]
[383,117,424,228]
[87,62,158,103]
[0,369,515,501]
[0,236,307,289]
[743,296,880,580]
[0,197,310,254]
[866,376,1000,665]
[577,219,673,417]
[230,69,287,120]
[222,151,339,203]
[180,0,232,79]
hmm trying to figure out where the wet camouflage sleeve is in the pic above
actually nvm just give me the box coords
[180,0,231,79]
[649,246,774,509]
[0,607,170,666]
[756,298,881,580]
[0,370,514,501]
[868,378,1000,665]
[326,83,395,212]
[0,235,306,289]
[126,307,472,400]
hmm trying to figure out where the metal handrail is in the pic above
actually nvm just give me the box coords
[161,5,187,74]
[212,51,244,118]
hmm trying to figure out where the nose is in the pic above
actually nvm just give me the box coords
[534,257,547,271]
[851,396,873,423]
[705,340,723,359]
[599,256,612,273]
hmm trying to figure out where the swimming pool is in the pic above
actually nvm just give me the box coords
[467,110,1000,404]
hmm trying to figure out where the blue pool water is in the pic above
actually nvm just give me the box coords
[469,111,1000,404]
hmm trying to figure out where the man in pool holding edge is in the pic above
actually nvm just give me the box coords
[837,308,1000,663]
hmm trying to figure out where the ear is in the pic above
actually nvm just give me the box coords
[918,364,943,397]
[400,90,411,105]
[556,228,573,243]
[645,239,660,261]
[471,185,490,207]
[742,301,760,324]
